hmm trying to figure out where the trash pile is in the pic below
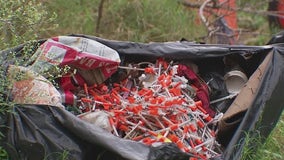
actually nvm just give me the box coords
[8,36,252,159]
[61,59,223,159]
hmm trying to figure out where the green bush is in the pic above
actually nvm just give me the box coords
[0,0,58,158]
[0,0,57,50]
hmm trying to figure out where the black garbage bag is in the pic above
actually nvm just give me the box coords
[1,34,284,160]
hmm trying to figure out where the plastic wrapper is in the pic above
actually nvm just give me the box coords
[29,36,121,85]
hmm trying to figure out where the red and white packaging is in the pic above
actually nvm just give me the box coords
[30,36,121,85]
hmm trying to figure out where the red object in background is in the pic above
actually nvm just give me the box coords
[277,0,284,28]
[215,0,238,44]
[218,0,238,36]
[193,0,238,44]
[268,0,284,29]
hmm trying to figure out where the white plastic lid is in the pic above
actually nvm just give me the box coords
[224,70,248,94]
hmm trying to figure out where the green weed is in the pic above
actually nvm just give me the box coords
[241,112,284,160]
[0,0,58,158]
[43,150,70,160]
[0,147,8,160]
[255,113,284,160]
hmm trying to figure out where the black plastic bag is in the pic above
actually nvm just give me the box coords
[1,34,284,160]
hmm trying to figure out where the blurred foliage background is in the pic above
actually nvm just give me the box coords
[1,0,283,50]
[45,0,207,42]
